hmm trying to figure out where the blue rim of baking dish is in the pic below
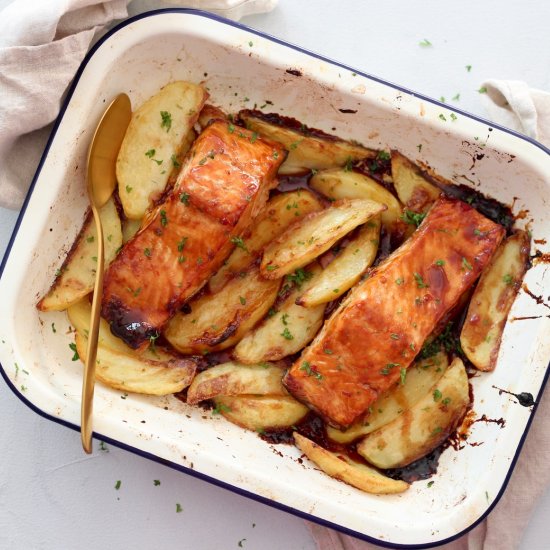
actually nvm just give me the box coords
[1,8,549,549]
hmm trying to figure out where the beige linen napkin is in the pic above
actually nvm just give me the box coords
[309,83,550,549]
[0,0,277,210]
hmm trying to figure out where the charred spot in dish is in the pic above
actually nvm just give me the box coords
[285,68,302,77]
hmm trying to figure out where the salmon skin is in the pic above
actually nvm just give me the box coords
[283,196,505,428]
[102,120,285,349]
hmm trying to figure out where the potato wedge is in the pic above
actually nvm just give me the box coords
[186,361,287,405]
[165,266,281,354]
[67,299,175,362]
[213,395,308,431]
[260,199,386,279]
[357,357,469,469]
[234,263,326,363]
[327,353,448,444]
[209,190,323,293]
[296,217,380,307]
[294,432,408,495]
[460,231,530,371]
[74,332,195,395]
[122,218,142,244]
[391,151,441,213]
[309,169,402,231]
[37,199,122,312]
[239,110,376,175]
[117,81,207,219]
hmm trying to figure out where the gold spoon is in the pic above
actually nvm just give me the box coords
[82,93,132,453]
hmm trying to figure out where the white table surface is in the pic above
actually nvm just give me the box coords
[1,1,549,549]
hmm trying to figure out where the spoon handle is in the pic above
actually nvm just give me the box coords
[81,204,105,453]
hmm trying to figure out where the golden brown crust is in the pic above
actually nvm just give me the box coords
[283,196,505,428]
[101,120,285,349]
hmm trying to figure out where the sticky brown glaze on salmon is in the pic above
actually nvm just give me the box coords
[283,196,505,428]
[101,120,285,349]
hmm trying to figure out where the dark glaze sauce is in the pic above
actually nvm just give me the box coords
[384,446,446,483]
[492,385,535,407]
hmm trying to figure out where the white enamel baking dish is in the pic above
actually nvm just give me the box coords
[0,9,549,547]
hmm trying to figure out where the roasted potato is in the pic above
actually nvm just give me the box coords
[460,231,530,371]
[239,110,376,176]
[186,361,287,405]
[234,263,326,363]
[209,190,323,293]
[165,265,281,354]
[213,395,308,431]
[37,198,122,312]
[260,199,385,279]
[117,81,207,219]
[294,433,409,494]
[391,151,440,213]
[74,332,195,395]
[357,357,469,469]
[296,216,380,307]
[121,218,142,244]
[309,169,402,231]
[327,353,449,444]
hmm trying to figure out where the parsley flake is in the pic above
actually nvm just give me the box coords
[281,327,293,340]
[230,236,249,252]
[69,342,79,361]
[160,111,172,131]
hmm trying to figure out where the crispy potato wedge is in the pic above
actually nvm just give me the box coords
[309,169,402,231]
[165,266,281,354]
[327,353,448,444]
[239,110,376,175]
[294,433,409,495]
[74,332,195,395]
[187,361,287,405]
[117,81,207,219]
[213,395,308,431]
[357,357,469,469]
[234,263,326,363]
[121,218,142,244]
[460,231,530,371]
[391,151,440,213]
[67,299,175,362]
[296,217,380,307]
[209,190,323,293]
[37,199,122,312]
[260,199,386,279]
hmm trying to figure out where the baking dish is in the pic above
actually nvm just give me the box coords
[0,9,548,547]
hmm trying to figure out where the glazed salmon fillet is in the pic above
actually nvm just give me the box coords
[102,120,285,349]
[283,197,505,428]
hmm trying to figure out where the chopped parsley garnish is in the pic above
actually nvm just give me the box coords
[144,247,152,257]
[51,323,56,333]
[212,402,231,415]
[177,237,188,252]
[439,114,447,121]
[171,154,181,168]
[99,441,108,452]
[465,65,472,72]
[285,268,313,288]
[114,480,121,490]
[267,307,278,317]
[324,348,333,355]
[160,111,172,131]
[176,503,183,513]
[400,367,407,385]
[401,209,426,227]
[433,389,442,401]
[300,361,323,380]
[431,426,443,436]
[343,156,354,172]
[250,132,259,144]
[427,481,434,488]
[281,327,293,340]
[69,342,79,361]
[266,264,278,271]
[380,362,399,375]
[179,192,190,205]
[125,185,132,194]
[160,209,168,227]
[442,397,452,406]
[154,480,161,486]
[503,274,514,285]
[281,313,289,326]
[452,93,460,101]
[145,149,155,158]
[462,257,473,271]
[450,113,458,121]
[239,296,246,305]
[230,236,249,252]
[395,277,404,286]
[419,322,462,359]
[390,333,400,340]
[238,539,246,548]
[477,87,488,94]
[419,38,432,47]
[377,150,391,161]
[435,259,445,266]
[414,272,429,288]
